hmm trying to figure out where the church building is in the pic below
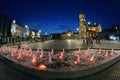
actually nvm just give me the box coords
[79,12,102,38]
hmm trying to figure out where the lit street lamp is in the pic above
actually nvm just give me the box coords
[24,25,29,41]
[45,32,48,35]
[37,30,41,41]
[68,33,71,37]
[11,20,17,43]
[88,22,91,25]
[39,30,41,33]
[76,28,79,33]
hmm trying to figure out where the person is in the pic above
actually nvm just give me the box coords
[86,37,89,46]
[82,39,86,44]
[18,43,21,49]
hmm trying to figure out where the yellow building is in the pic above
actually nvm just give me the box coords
[60,29,73,39]
[79,12,102,38]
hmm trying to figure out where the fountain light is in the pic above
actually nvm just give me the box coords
[48,52,52,63]
[74,50,80,64]
[105,50,108,58]
[11,52,15,57]
[31,55,37,65]
[22,49,29,57]
[36,48,39,54]
[57,55,63,61]
[62,48,64,54]
[39,49,44,59]
[89,54,95,64]
[16,52,22,60]
[25,53,29,57]
[86,48,92,54]
[76,48,81,56]
[37,64,47,71]
[29,47,32,54]
[110,49,114,56]
[57,49,64,61]
[50,49,54,55]
[98,48,102,55]
[7,47,11,52]
[73,61,79,65]
[1,48,5,53]
[57,49,65,61]
[5,46,7,51]
[77,48,80,54]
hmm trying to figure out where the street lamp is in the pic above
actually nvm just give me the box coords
[39,30,41,37]
[13,20,16,24]
[76,28,79,33]
[45,32,48,35]
[94,23,96,25]
[39,30,41,33]
[88,22,91,25]
[11,20,17,43]
[24,25,29,41]
[37,30,41,40]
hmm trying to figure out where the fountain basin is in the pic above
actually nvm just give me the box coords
[0,49,120,78]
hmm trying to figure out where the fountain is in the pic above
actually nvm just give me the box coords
[37,64,47,71]
[74,48,81,65]
[0,45,120,78]
[31,55,37,65]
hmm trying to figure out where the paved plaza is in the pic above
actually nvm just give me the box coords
[0,39,120,80]
[29,39,120,49]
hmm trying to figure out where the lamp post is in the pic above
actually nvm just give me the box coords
[76,28,79,33]
[39,30,41,37]
[25,25,29,41]
[45,32,48,40]
[45,32,47,35]
[11,20,16,43]
[37,30,41,41]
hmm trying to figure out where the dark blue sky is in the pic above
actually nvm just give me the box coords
[0,0,120,34]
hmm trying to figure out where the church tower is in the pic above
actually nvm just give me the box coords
[79,11,88,38]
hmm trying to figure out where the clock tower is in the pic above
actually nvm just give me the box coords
[79,11,88,38]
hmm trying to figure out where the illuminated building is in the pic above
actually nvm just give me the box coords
[60,29,73,39]
[11,20,30,42]
[29,30,40,41]
[79,12,102,38]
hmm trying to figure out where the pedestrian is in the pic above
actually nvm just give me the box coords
[18,43,21,49]
[86,37,89,46]
[82,39,86,44]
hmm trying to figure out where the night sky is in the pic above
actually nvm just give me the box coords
[0,0,120,35]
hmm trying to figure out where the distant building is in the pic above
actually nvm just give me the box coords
[51,33,61,39]
[0,13,12,43]
[78,12,102,38]
[99,26,120,40]
[60,29,74,39]
[29,30,40,41]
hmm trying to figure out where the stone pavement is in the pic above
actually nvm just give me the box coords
[29,40,120,49]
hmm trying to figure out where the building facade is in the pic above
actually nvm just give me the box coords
[0,14,12,43]
[11,20,30,42]
[60,29,74,39]
[79,12,102,38]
